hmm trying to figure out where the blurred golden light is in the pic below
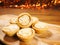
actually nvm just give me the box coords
[42,4,47,8]
[0,1,2,3]
[15,5,18,7]
[58,1,60,3]
[9,5,13,7]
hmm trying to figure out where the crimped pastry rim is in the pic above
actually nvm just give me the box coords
[17,28,35,41]
[32,22,52,38]
[32,22,48,34]
[17,13,32,28]
[2,24,20,36]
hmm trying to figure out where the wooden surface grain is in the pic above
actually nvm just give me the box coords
[0,8,60,25]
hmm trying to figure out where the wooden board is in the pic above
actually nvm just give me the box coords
[0,15,60,45]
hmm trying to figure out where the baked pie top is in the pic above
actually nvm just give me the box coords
[34,22,47,29]
[19,15,30,25]
[17,28,35,39]
[32,16,39,24]
[2,24,20,36]
[10,17,18,24]
[18,28,32,37]
[17,13,32,28]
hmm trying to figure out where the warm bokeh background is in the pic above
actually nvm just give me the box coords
[0,0,60,9]
[0,0,60,25]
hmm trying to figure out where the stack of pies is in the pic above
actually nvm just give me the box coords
[2,13,52,42]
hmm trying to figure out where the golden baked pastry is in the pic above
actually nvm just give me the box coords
[17,28,35,42]
[17,13,32,28]
[32,21,52,38]
[10,17,18,24]
[2,24,20,36]
[31,16,39,24]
